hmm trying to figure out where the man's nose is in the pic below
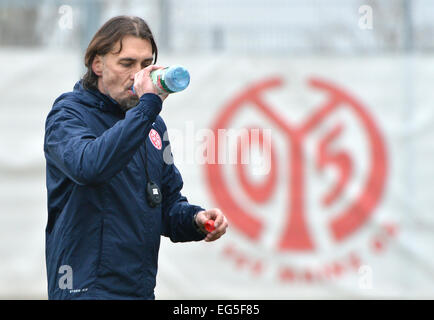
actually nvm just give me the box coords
[131,64,142,79]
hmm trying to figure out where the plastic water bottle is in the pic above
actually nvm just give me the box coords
[132,65,190,95]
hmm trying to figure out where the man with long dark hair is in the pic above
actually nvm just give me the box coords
[44,16,228,300]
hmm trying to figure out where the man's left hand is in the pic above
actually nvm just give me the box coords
[195,208,228,242]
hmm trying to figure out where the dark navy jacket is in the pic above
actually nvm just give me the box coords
[44,81,205,300]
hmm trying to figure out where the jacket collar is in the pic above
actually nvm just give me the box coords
[74,81,126,116]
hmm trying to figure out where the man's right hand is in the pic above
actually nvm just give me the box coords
[133,65,169,101]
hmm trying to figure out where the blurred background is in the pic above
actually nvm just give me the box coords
[1,0,434,299]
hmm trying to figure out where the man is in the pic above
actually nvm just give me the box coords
[44,16,228,300]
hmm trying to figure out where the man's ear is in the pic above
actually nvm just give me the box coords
[92,55,103,76]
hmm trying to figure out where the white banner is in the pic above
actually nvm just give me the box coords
[156,55,434,299]
[1,51,433,298]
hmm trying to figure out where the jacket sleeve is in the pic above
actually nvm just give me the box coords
[44,93,162,185]
[160,126,206,242]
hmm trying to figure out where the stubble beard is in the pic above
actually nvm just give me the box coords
[118,95,140,112]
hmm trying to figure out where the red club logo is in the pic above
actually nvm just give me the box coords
[204,77,387,253]
[149,128,162,150]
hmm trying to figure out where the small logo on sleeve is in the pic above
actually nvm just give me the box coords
[149,129,162,150]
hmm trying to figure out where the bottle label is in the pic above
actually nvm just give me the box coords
[151,68,175,94]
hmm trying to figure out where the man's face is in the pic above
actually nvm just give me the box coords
[93,35,154,110]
